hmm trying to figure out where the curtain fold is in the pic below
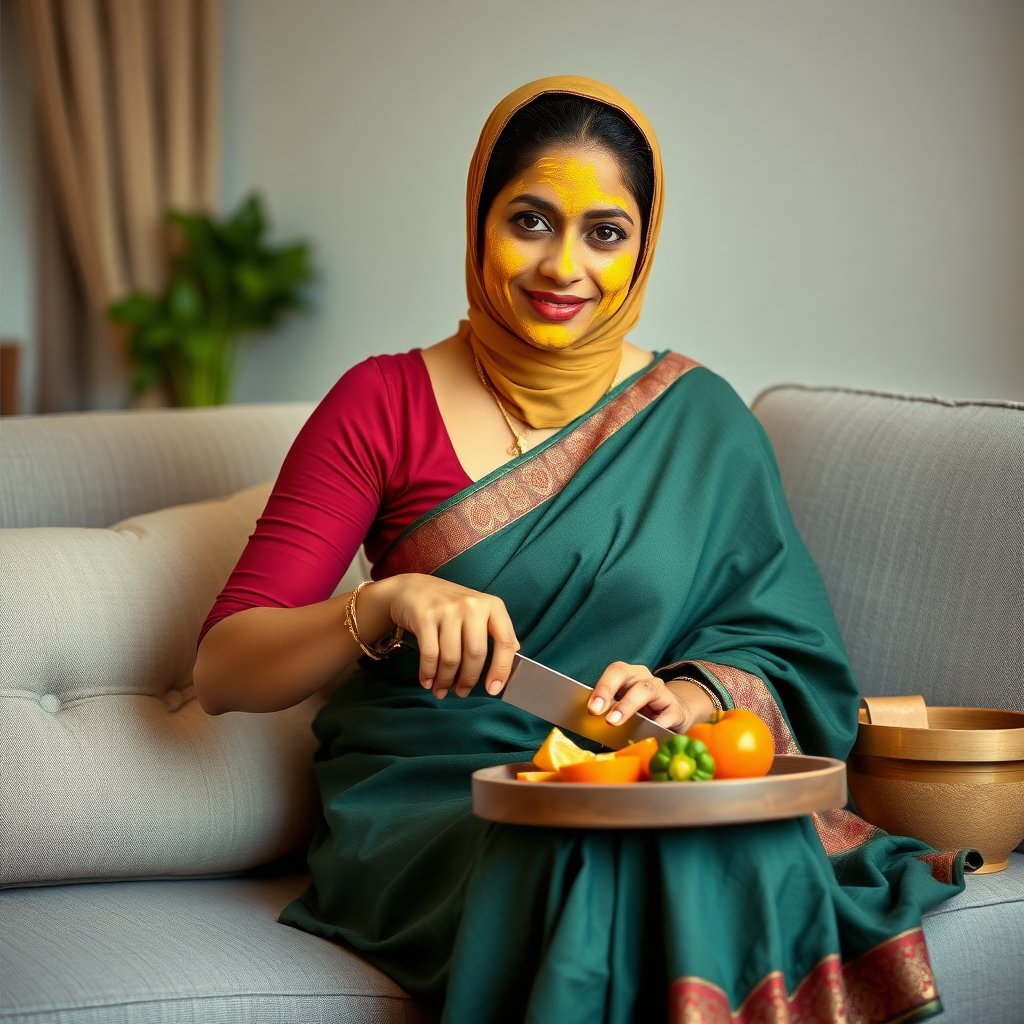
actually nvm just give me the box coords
[20,0,222,411]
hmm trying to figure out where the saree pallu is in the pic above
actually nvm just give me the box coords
[281,353,971,1023]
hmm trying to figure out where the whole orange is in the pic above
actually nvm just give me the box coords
[687,709,774,779]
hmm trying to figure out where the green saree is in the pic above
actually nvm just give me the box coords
[281,353,971,1023]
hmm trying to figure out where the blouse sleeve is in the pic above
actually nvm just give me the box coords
[198,358,397,645]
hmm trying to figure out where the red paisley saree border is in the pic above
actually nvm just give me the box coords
[679,663,965,878]
[377,352,699,578]
[687,660,800,755]
[670,927,939,1024]
[672,661,926,864]
[915,851,961,885]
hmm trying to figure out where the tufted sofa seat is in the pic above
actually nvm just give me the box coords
[2,389,1022,1023]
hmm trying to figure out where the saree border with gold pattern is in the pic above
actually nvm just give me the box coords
[377,350,698,578]
[670,927,940,1024]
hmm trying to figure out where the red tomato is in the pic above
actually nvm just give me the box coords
[687,709,775,779]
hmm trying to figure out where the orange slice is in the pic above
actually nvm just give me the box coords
[614,737,660,780]
[558,756,641,785]
[516,771,560,782]
[533,727,595,772]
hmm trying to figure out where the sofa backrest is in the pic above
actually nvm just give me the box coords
[753,385,1024,713]
[0,403,334,888]
[0,403,314,528]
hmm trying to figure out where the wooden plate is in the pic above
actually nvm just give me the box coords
[472,755,847,829]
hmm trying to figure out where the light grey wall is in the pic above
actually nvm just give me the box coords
[224,0,1024,406]
[1,0,37,412]
[5,3,1021,410]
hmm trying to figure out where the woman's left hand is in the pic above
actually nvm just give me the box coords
[587,662,716,734]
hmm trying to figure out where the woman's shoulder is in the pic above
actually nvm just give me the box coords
[314,349,430,418]
[663,358,777,458]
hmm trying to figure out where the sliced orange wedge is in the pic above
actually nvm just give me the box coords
[558,756,641,785]
[516,770,560,782]
[533,727,595,772]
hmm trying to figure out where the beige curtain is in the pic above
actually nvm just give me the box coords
[20,0,222,411]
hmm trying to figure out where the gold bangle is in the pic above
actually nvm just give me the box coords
[674,674,724,712]
[344,580,405,660]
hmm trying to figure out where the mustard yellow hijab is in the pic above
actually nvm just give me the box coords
[463,76,664,429]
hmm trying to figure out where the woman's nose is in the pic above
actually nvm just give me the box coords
[539,233,585,285]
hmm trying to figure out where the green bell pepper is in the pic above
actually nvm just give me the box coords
[649,735,716,782]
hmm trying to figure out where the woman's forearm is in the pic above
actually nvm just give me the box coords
[193,579,398,715]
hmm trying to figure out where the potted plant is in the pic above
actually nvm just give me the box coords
[108,193,313,406]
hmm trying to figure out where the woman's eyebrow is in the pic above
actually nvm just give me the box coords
[508,194,635,226]
[508,194,559,215]
[584,207,634,226]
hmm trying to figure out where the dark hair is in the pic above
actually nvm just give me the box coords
[476,93,655,265]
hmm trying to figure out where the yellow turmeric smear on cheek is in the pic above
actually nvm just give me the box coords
[594,251,635,321]
[481,224,527,323]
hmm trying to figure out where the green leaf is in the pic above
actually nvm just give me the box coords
[108,292,159,327]
[130,322,177,358]
[168,277,204,324]
[180,328,220,365]
[235,262,272,299]
[222,194,265,252]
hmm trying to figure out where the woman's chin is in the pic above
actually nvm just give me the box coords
[516,320,593,352]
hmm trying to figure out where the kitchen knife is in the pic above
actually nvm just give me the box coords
[500,653,676,750]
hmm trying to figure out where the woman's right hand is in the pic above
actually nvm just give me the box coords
[374,573,520,700]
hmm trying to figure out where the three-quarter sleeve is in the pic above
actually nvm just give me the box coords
[199,358,397,645]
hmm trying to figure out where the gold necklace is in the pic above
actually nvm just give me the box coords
[474,356,529,457]
[474,357,624,458]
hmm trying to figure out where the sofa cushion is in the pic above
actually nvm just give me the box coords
[0,863,1018,1024]
[0,874,429,1024]
[921,852,1024,1024]
[0,484,365,888]
[752,386,1024,713]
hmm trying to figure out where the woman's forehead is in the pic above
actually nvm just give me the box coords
[494,146,638,218]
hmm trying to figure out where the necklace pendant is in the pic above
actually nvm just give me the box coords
[507,441,522,458]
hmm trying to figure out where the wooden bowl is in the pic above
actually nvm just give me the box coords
[848,706,1024,873]
[472,755,847,829]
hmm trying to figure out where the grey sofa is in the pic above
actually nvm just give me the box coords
[1,386,1022,1023]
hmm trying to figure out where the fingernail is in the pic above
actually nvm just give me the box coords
[422,678,433,689]
[589,698,605,714]
[456,688,471,698]
[436,689,448,700]
[486,680,501,695]
[607,710,622,725]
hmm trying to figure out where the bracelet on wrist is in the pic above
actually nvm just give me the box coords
[673,673,724,712]
[344,580,405,660]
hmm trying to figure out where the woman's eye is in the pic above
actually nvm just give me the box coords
[590,224,627,244]
[513,213,550,232]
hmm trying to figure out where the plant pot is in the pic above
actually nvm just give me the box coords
[847,706,1024,873]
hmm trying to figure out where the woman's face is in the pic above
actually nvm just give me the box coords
[481,145,644,350]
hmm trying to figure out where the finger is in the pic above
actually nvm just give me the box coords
[415,620,439,690]
[455,612,490,697]
[485,605,519,695]
[588,662,633,715]
[649,703,688,731]
[433,616,463,698]
[605,674,661,726]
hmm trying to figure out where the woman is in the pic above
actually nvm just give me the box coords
[195,77,971,1023]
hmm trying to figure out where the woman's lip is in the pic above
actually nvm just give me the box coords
[523,290,592,322]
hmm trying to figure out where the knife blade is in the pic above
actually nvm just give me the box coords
[500,653,676,750]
